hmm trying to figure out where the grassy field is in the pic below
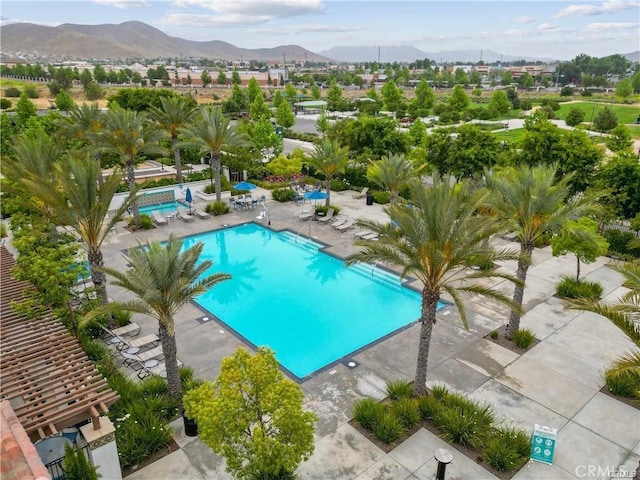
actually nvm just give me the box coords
[492,128,526,144]
[626,125,640,140]
[556,102,640,125]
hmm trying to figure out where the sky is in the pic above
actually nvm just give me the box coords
[1,0,639,60]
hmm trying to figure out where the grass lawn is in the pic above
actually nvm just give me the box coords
[492,128,526,144]
[556,102,640,125]
[626,125,640,140]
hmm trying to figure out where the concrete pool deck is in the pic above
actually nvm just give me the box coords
[97,188,639,480]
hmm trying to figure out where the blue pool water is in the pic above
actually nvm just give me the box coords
[139,201,184,216]
[183,223,446,379]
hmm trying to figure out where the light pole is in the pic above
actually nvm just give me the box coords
[434,448,453,480]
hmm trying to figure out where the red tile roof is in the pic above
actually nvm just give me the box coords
[0,401,51,480]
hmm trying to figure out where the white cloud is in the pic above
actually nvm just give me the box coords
[554,0,639,18]
[514,16,536,24]
[171,0,325,17]
[158,13,271,27]
[250,23,362,34]
[92,0,151,8]
[584,21,639,31]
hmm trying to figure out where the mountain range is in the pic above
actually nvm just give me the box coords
[0,21,332,62]
[1,21,637,64]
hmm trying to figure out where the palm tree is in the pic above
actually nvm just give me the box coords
[179,106,249,202]
[346,177,520,396]
[3,133,135,305]
[484,164,593,339]
[308,139,350,207]
[58,103,106,183]
[98,109,165,229]
[97,235,231,401]
[148,97,196,184]
[367,152,424,204]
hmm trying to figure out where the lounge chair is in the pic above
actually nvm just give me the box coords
[330,217,349,229]
[112,322,141,337]
[335,219,355,232]
[116,333,160,352]
[352,187,369,199]
[359,232,379,241]
[299,210,313,221]
[194,210,210,219]
[177,209,195,222]
[317,208,335,223]
[152,213,168,226]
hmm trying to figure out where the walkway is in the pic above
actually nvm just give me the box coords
[96,190,638,480]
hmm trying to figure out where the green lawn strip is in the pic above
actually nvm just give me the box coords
[493,128,526,144]
[556,102,640,124]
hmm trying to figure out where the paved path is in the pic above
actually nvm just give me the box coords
[99,189,639,480]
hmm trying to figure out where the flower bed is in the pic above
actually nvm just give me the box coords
[351,381,531,478]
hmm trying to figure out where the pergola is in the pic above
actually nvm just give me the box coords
[0,247,119,442]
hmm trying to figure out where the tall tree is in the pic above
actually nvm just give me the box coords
[308,139,350,207]
[184,347,316,479]
[58,103,106,183]
[275,101,295,128]
[179,106,249,201]
[448,85,470,112]
[246,77,262,104]
[3,133,135,305]
[551,218,609,281]
[148,96,196,184]
[367,152,423,204]
[95,235,231,401]
[98,109,165,228]
[484,164,593,339]
[346,178,520,396]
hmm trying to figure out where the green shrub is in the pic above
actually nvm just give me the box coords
[202,176,233,194]
[80,337,112,363]
[139,375,169,397]
[482,426,530,471]
[353,397,386,430]
[390,397,420,429]
[0,223,8,238]
[271,188,295,202]
[605,229,638,258]
[386,380,413,400]
[434,407,489,449]
[512,328,536,349]
[315,204,341,216]
[417,395,444,421]
[115,406,171,468]
[63,444,100,480]
[24,85,39,99]
[489,330,498,340]
[330,179,350,191]
[441,392,495,430]
[129,213,154,230]
[556,276,603,300]
[205,201,230,215]
[0,98,11,109]
[430,384,450,401]
[605,370,639,398]
[112,309,132,327]
[371,190,390,204]
[372,412,404,443]
[5,87,21,97]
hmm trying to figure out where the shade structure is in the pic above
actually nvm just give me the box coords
[233,181,257,191]
[303,190,329,201]
[185,187,193,214]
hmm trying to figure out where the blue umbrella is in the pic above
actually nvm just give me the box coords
[303,190,328,201]
[185,187,193,214]
[233,181,257,191]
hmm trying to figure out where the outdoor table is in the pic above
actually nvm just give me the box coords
[144,359,159,369]
[35,436,73,465]
[126,347,140,355]
[166,212,176,222]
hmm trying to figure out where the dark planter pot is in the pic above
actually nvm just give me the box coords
[182,411,198,437]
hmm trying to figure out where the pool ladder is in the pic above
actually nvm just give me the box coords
[295,223,311,243]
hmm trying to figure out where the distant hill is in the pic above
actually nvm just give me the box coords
[623,51,640,62]
[0,21,332,62]
[319,45,559,63]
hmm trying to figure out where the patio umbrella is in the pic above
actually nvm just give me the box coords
[304,190,329,219]
[233,181,257,191]
[185,187,193,215]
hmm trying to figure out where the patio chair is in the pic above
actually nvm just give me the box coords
[177,209,196,222]
[317,208,335,223]
[152,213,168,226]
[293,192,305,205]
[138,358,184,380]
[194,210,210,219]
[329,216,348,229]
[352,187,369,199]
[112,322,141,337]
[335,219,355,232]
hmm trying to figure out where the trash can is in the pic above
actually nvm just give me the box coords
[366,193,374,206]
[182,410,198,437]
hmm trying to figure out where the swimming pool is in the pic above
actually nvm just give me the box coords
[184,223,446,379]
[139,201,185,216]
